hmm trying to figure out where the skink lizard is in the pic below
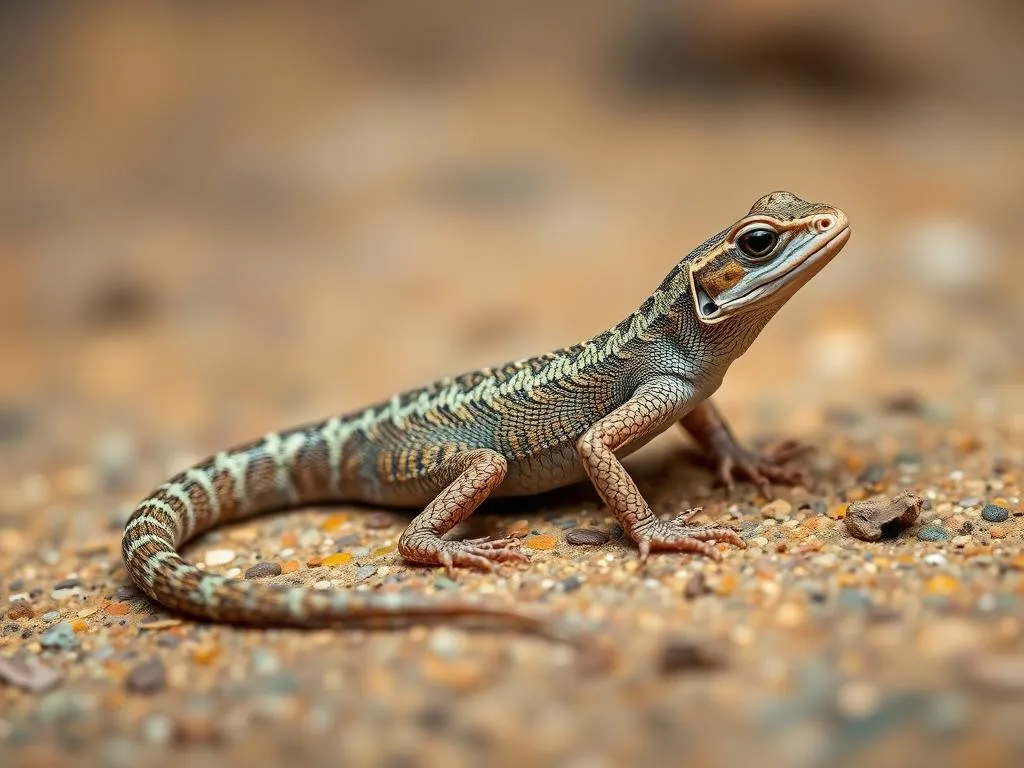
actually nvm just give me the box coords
[122,191,850,640]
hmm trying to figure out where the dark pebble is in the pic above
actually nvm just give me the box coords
[116,585,142,601]
[917,525,950,542]
[10,579,24,592]
[244,562,283,579]
[0,405,31,442]
[125,658,167,694]
[982,504,1010,523]
[83,277,156,328]
[657,638,725,675]
[156,634,181,648]
[53,578,81,590]
[858,464,887,485]
[684,572,711,600]
[882,391,924,414]
[560,575,583,592]
[334,533,362,547]
[565,528,611,546]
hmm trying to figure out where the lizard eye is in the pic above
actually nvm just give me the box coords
[737,229,778,259]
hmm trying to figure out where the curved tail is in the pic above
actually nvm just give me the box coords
[120,424,570,640]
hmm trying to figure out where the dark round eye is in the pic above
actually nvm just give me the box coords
[738,229,778,259]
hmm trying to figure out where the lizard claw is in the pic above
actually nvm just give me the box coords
[634,518,745,565]
[437,537,531,576]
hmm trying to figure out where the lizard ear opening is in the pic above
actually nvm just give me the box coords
[689,265,727,324]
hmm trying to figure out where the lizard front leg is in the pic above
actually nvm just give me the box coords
[398,448,530,575]
[577,377,745,563]
[679,399,810,498]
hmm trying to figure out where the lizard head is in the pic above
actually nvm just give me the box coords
[688,191,850,325]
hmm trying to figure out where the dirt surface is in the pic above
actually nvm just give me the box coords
[2,4,1023,766]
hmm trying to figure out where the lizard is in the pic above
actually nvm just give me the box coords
[121,190,850,643]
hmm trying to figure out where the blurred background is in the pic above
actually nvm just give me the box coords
[0,0,1022,482]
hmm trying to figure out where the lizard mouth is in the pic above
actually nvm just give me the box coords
[696,225,850,323]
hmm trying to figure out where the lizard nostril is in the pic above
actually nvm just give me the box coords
[814,216,835,232]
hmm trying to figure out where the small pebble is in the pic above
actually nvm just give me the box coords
[40,621,80,650]
[560,575,583,592]
[981,504,1009,523]
[657,638,725,675]
[104,602,130,616]
[116,585,141,601]
[917,525,950,542]
[684,572,710,599]
[565,527,611,546]
[203,549,236,567]
[354,565,377,583]
[125,658,167,694]
[6,600,34,620]
[53,578,81,590]
[761,499,792,520]
[0,654,62,693]
[506,520,530,538]
[525,534,557,550]
[364,512,396,529]
[322,552,353,567]
[244,562,282,579]
[858,465,887,485]
[924,574,959,596]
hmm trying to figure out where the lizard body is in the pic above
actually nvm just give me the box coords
[122,191,850,640]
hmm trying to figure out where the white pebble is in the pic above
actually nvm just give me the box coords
[203,549,237,567]
[924,553,947,566]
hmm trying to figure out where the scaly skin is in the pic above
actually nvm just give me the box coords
[122,191,850,644]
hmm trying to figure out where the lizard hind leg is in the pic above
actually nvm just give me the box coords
[397,448,530,575]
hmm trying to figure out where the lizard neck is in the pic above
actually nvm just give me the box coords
[592,259,780,388]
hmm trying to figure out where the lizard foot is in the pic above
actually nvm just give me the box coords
[714,439,813,499]
[633,513,745,564]
[435,537,531,576]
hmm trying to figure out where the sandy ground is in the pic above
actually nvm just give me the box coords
[2,4,1023,766]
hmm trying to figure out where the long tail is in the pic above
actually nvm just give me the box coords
[120,423,574,642]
